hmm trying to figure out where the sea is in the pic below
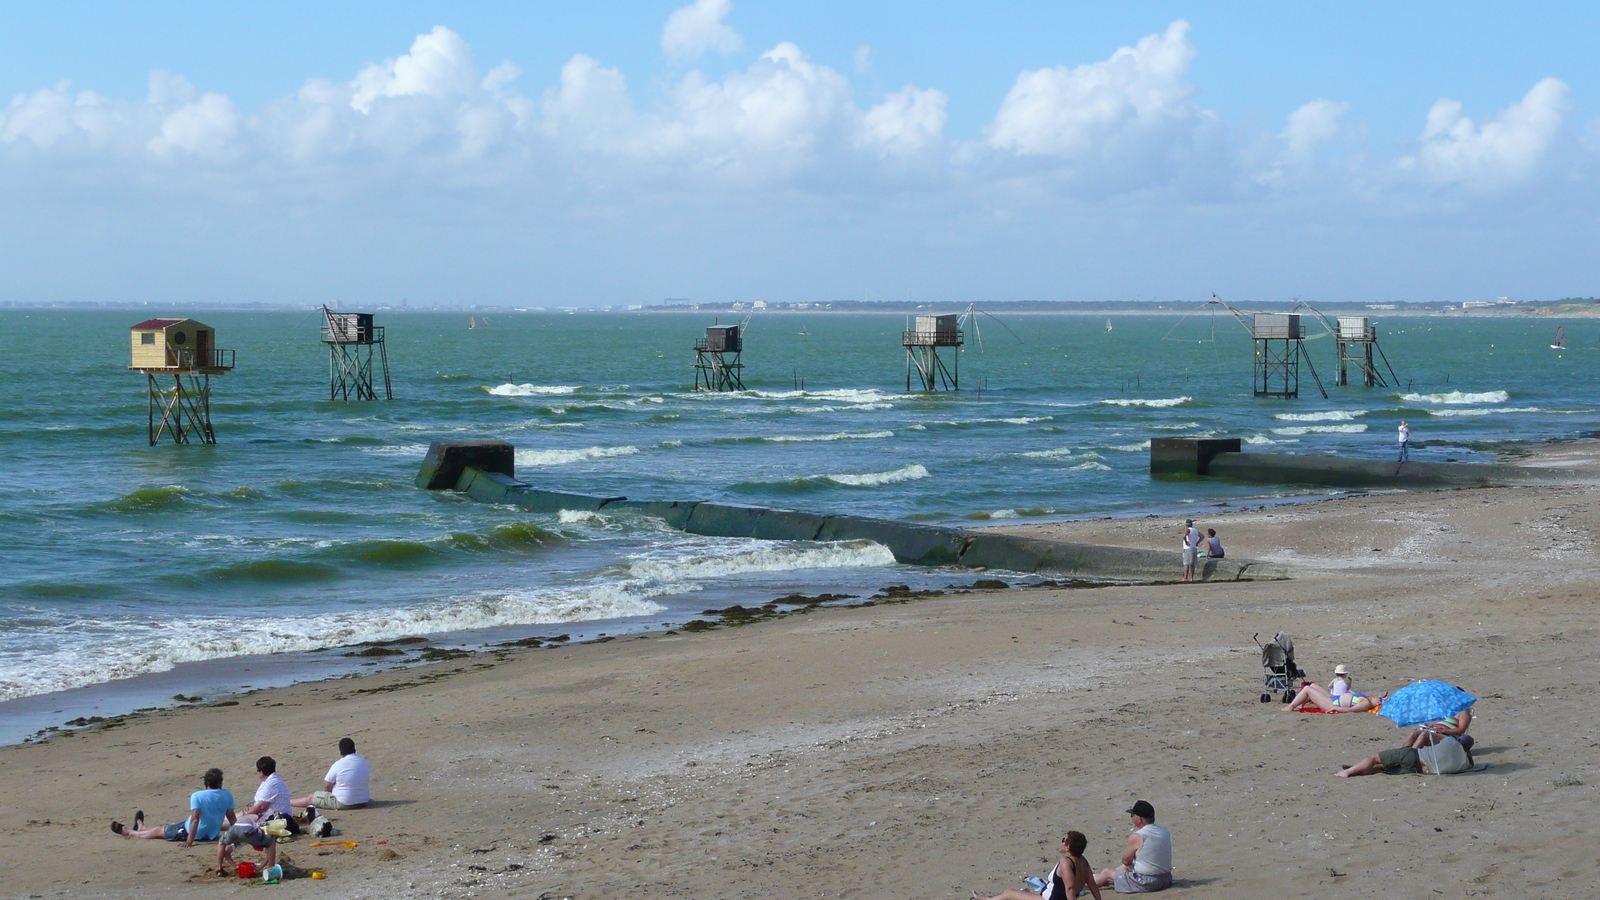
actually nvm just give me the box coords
[0,309,1592,741]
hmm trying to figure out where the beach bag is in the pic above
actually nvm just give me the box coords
[1418,735,1471,774]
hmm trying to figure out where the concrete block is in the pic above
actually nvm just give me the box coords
[751,509,829,542]
[1150,437,1243,476]
[815,516,970,566]
[607,499,698,530]
[503,488,624,514]
[460,468,524,504]
[417,440,516,490]
[684,502,769,539]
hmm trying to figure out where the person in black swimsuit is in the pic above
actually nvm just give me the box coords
[973,831,1103,900]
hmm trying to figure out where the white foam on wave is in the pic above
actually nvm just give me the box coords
[1271,424,1369,435]
[1020,447,1074,459]
[361,443,434,457]
[747,388,898,404]
[1069,460,1113,472]
[767,430,894,443]
[0,535,905,703]
[789,403,894,414]
[657,439,684,448]
[997,416,1051,425]
[1098,397,1191,408]
[1274,410,1365,422]
[1150,421,1202,430]
[1426,406,1542,418]
[1401,390,1510,405]
[822,464,929,487]
[1108,441,1152,452]
[1245,434,1279,445]
[515,445,641,467]
[489,383,581,396]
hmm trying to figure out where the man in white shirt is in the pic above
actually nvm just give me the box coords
[291,738,371,811]
[1181,521,1202,582]
[1097,800,1172,893]
[1397,420,1410,461]
[240,756,293,819]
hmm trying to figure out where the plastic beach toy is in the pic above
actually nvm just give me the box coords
[262,864,282,883]
[311,872,327,879]
[236,861,258,878]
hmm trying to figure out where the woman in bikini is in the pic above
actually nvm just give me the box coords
[1281,664,1380,713]
[973,830,1102,900]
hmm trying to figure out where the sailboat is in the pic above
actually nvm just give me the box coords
[1551,325,1565,350]
[1106,319,1113,333]
[469,316,477,330]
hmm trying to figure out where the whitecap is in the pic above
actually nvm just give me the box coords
[1426,406,1542,418]
[489,383,581,396]
[1097,397,1191,408]
[767,430,895,443]
[823,464,929,487]
[515,445,641,467]
[1069,461,1113,472]
[1270,424,1370,435]
[1108,441,1152,452]
[1273,410,1365,422]
[1400,390,1510,404]
[1020,447,1074,459]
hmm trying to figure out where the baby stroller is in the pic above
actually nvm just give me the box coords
[1254,632,1305,703]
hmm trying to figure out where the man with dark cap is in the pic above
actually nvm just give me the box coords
[1096,800,1172,893]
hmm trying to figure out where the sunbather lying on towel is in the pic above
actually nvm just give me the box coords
[1281,665,1379,713]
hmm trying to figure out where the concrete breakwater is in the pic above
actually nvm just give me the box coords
[417,440,1285,582]
[1151,437,1588,488]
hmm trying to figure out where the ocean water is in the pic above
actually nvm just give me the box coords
[0,309,1592,732]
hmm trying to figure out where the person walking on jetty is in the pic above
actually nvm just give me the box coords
[1096,800,1172,893]
[1180,520,1202,582]
[291,737,371,812]
[1397,420,1411,462]
[110,767,235,847]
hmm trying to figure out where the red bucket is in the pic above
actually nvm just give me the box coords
[237,861,258,878]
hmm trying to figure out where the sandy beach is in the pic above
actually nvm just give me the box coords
[4,444,1599,899]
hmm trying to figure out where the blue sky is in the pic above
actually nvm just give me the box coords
[2,2,1597,306]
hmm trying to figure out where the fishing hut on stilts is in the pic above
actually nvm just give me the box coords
[320,306,393,400]
[1333,316,1398,387]
[693,323,745,391]
[903,314,962,391]
[129,318,234,444]
[1251,313,1326,399]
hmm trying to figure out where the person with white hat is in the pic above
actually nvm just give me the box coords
[1280,664,1379,713]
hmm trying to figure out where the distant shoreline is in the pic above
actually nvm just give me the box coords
[3,304,1597,317]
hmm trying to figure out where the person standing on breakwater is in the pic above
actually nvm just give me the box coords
[1398,420,1411,462]
[1181,520,1202,582]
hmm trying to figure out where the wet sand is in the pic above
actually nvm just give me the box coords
[4,444,1599,899]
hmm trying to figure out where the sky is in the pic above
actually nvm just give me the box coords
[2,1,1597,307]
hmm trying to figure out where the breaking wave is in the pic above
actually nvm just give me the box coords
[823,464,929,487]
[1274,410,1365,422]
[1401,390,1510,405]
[515,445,641,467]
[1426,406,1541,418]
[1097,397,1191,408]
[488,383,581,396]
[1271,424,1369,436]
[767,430,895,443]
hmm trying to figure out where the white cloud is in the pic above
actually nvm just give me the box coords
[662,0,743,63]
[853,44,872,75]
[986,20,1199,159]
[148,91,240,160]
[1402,77,1569,189]
[860,84,947,156]
[1283,99,1350,158]
[350,26,483,114]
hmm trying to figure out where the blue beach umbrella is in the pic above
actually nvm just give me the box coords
[1378,681,1476,728]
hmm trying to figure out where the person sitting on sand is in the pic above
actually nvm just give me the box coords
[1337,733,1473,778]
[290,737,371,812]
[111,767,235,848]
[240,756,293,819]
[1096,800,1172,893]
[1281,664,1379,713]
[972,830,1103,900]
[1400,703,1473,752]
[216,813,276,876]
[1204,529,1223,560]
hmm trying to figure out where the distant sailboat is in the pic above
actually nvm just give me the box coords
[469,316,477,329]
[1106,319,1113,333]
[1551,325,1565,349]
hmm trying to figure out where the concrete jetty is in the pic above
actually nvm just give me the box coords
[417,440,1287,582]
[1151,437,1587,489]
